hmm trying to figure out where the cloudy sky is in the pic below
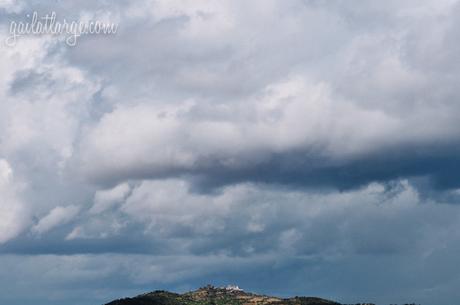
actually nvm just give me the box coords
[1,0,460,304]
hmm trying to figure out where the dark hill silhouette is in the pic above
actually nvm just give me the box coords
[104,285,343,305]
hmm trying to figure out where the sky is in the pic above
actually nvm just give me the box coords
[1,0,460,304]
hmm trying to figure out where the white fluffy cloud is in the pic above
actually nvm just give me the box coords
[32,205,80,235]
[0,26,99,240]
[0,159,29,243]
[0,0,23,13]
[79,77,390,182]
[90,183,131,214]
[72,0,460,188]
[68,178,458,260]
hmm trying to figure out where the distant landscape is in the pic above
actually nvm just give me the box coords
[104,285,419,305]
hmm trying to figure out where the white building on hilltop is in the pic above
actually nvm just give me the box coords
[224,285,243,291]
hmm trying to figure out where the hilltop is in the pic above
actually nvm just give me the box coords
[104,285,342,305]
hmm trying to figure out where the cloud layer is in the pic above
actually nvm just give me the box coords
[1,1,460,305]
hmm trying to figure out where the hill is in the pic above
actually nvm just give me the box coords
[104,285,343,305]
